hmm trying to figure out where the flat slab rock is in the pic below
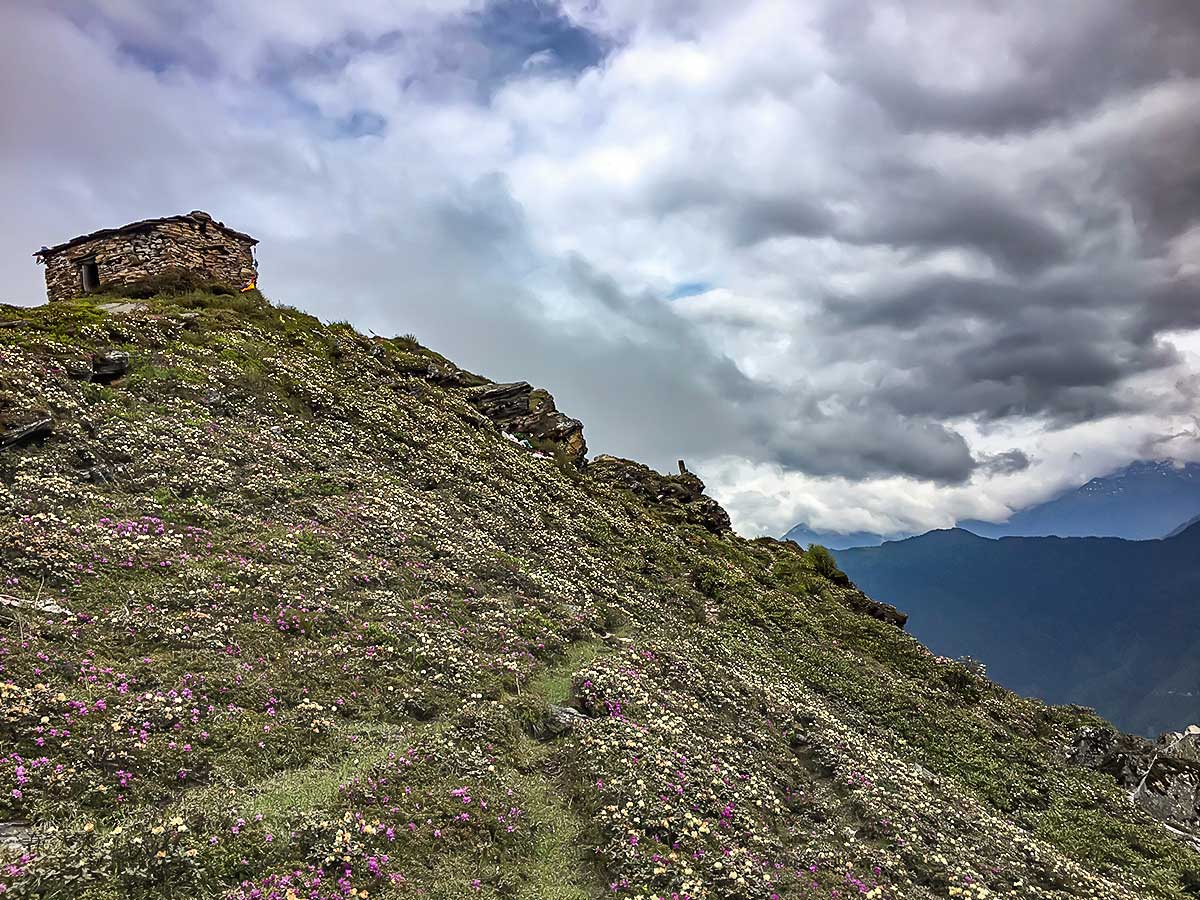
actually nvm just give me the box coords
[97,301,148,315]
[91,349,130,384]
[0,595,72,618]
[0,821,32,853]
[65,349,131,384]
[0,416,52,451]
[531,705,592,741]
[469,381,587,465]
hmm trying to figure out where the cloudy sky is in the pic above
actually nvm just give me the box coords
[3,1,1199,537]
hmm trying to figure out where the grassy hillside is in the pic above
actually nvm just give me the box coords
[1,288,1198,898]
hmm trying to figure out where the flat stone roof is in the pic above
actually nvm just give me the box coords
[35,211,257,259]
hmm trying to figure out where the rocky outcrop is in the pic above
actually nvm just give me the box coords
[529,705,591,741]
[469,382,587,466]
[0,416,52,451]
[96,301,148,316]
[1070,724,1200,840]
[1165,726,1200,763]
[64,349,130,384]
[588,455,732,534]
[836,586,908,629]
[90,350,129,384]
[423,361,474,387]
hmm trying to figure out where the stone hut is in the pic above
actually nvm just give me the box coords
[33,211,258,303]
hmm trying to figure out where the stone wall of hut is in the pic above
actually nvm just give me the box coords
[41,219,256,303]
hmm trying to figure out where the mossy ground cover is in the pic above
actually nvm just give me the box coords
[1,290,1198,897]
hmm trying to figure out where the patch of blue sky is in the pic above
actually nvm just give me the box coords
[257,30,406,85]
[252,33,405,138]
[468,0,612,86]
[334,109,387,139]
[115,40,179,75]
[667,281,713,300]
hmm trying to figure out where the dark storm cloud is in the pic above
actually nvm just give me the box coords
[729,196,837,245]
[557,258,977,481]
[833,162,1071,275]
[789,7,1200,437]
[822,0,1200,135]
[977,449,1032,475]
[819,265,1191,427]
[822,275,1021,331]
[646,176,835,244]
[758,413,976,482]
[955,323,1169,397]
[1134,277,1200,343]
[679,159,1071,273]
[1094,112,1200,250]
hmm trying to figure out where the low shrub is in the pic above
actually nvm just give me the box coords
[90,267,238,299]
[807,544,850,585]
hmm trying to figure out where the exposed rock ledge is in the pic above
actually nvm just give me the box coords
[588,455,732,534]
[835,586,908,629]
[1070,724,1200,843]
[468,382,587,466]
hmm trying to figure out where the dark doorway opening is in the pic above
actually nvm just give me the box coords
[80,261,100,292]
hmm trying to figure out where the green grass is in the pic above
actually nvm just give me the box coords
[524,638,611,705]
[241,736,403,818]
[508,736,603,900]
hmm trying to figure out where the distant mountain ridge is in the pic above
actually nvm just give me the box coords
[1167,512,1200,538]
[784,459,1200,548]
[836,520,1200,736]
[780,523,887,550]
[960,459,1200,540]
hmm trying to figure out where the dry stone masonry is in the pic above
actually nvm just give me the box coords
[34,211,257,303]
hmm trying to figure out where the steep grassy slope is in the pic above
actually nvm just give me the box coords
[1,290,1198,899]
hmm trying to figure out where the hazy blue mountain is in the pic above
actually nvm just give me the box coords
[1167,513,1200,538]
[835,522,1200,736]
[961,460,1200,540]
[781,523,888,550]
[784,459,1200,548]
